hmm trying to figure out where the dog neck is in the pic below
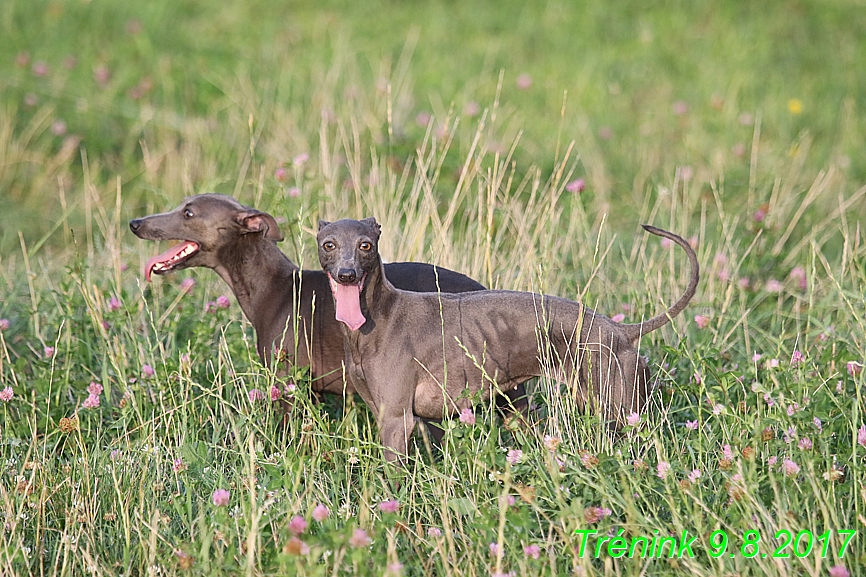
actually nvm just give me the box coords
[214,234,299,330]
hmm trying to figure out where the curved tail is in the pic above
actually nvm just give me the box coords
[622,225,700,342]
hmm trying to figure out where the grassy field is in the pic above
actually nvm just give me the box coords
[1,0,866,575]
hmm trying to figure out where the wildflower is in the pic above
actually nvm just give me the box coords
[688,469,701,483]
[685,420,698,430]
[693,372,702,385]
[516,73,532,90]
[798,437,813,451]
[386,562,403,575]
[506,449,523,465]
[32,61,49,77]
[790,350,805,364]
[211,489,230,507]
[58,416,79,433]
[836,381,845,394]
[288,187,301,198]
[0,387,13,402]
[523,544,541,559]
[657,461,672,479]
[175,549,195,569]
[248,389,266,402]
[415,112,431,127]
[44,346,55,358]
[763,394,775,407]
[283,536,310,556]
[767,358,780,368]
[633,459,648,471]
[752,352,762,363]
[765,280,783,293]
[542,434,560,452]
[789,267,807,290]
[786,403,799,416]
[611,313,625,323]
[828,566,849,577]
[87,382,103,396]
[274,167,288,182]
[110,449,120,460]
[578,451,598,468]
[787,99,803,115]
[458,407,475,425]
[426,527,442,538]
[378,499,399,514]
[349,528,371,548]
[179,278,195,294]
[823,467,844,482]
[0,318,9,331]
[292,153,309,167]
[672,100,688,115]
[660,237,673,249]
[782,459,800,477]
[626,412,640,426]
[499,494,516,508]
[768,456,778,467]
[784,426,796,444]
[215,296,230,309]
[722,445,734,460]
[312,504,330,522]
[172,458,186,473]
[694,315,710,329]
[142,364,155,377]
[847,361,863,377]
[584,506,612,524]
[463,101,480,117]
[489,542,501,556]
[566,179,586,193]
[107,297,122,311]
[82,394,100,409]
[738,277,751,289]
[857,425,866,448]
[270,386,282,401]
[712,404,724,415]
[94,65,111,88]
[288,515,307,535]
[813,417,822,432]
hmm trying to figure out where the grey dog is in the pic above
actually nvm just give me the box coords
[317,217,699,461]
[130,194,528,428]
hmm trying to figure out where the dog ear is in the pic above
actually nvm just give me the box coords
[317,220,331,232]
[359,217,381,240]
[236,211,284,241]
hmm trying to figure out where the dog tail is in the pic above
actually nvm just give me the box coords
[621,224,700,342]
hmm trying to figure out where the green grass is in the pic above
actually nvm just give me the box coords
[1,0,866,575]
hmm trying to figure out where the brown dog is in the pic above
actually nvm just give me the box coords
[318,218,699,461]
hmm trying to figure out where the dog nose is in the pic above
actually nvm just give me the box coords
[337,268,357,283]
[129,219,142,232]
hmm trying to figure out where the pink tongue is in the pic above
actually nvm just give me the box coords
[144,241,197,282]
[333,282,366,331]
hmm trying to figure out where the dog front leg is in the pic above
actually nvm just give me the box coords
[379,410,416,464]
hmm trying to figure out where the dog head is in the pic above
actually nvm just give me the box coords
[130,193,283,280]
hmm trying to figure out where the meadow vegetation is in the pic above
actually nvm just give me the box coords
[1,0,865,575]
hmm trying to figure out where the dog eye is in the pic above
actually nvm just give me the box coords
[323,241,336,251]
[183,208,194,219]
[359,242,372,251]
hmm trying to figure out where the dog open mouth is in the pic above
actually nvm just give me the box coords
[144,241,200,281]
[327,273,367,331]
